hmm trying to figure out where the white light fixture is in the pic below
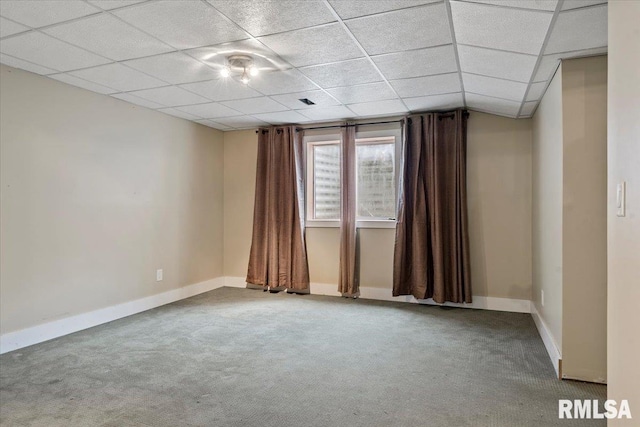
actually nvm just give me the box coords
[221,54,259,85]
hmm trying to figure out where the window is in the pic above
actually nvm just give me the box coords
[356,137,396,220]
[306,129,400,228]
[310,141,341,220]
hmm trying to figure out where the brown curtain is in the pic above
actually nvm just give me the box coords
[246,126,310,292]
[393,110,471,303]
[338,122,359,296]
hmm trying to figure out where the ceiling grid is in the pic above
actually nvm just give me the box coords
[516,0,564,118]
[0,0,608,129]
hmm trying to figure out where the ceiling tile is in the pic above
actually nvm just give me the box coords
[215,115,269,129]
[0,32,110,72]
[460,0,558,11]
[525,81,548,101]
[451,1,553,55]
[43,14,174,61]
[520,101,538,117]
[195,119,234,130]
[0,0,608,127]
[208,0,335,37]
[180,79,261,102]
[347,99,408,117]
[466,92,521,117]
[0,53,58,75]
[346,3,451,55]
[247,69,318,95]
[326,82,397,104]
[270,90,340,109]
[299,58,381,89]
[258,23,362,67]
[221,97,288,114]
[463,73,528,101]
[127,86,210,107]
[0,0,100,28]
[111,92,165,109]
[328,0,440,19]
[49,73,117,94]
[297,105,356,121]
[0,17,29,38]
[252,110,310,124]
[544,5,607,54]
[69,63,166,92]
[457,44,537,82]
[124,52,220,84]
[157,107,204,121]
[532,47,607,81]
[176,102,241,119]
[371,45,457,80]
[403,92,464,111]
[87,1,147,10]
[561,0,607,11]
[114,1,249,50]
[390,73,461,98]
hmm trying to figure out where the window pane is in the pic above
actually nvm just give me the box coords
[356,143,395,219]
[313,144,340,220]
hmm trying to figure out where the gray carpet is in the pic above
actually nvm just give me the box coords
[1,287,606,427]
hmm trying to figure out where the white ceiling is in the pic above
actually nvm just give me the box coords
[0,0,608,130]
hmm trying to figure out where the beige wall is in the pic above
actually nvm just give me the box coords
[223,112,533,301]
[222,129,258,279]
[532,56,608,383]
[0,65,225,334]
[306,228,397,288]
[532,67,564,350]
[466,112,532,299]
[608,1,640,422]
[561,56,607,382]
[306,227,341,285]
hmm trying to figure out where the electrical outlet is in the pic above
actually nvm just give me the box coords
[156,269,163,281]
[541,289,545,306]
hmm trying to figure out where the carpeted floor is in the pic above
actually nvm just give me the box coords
[1,287,606,426]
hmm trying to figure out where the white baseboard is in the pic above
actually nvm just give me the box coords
[530,301,562,378]
[562,369,607,384]
[223,276,250,288]
[223,277,530,313]
[309,281,531,313]
[0,277,226,354]
[0,276,534,355]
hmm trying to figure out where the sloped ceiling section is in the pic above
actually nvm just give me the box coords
[0,0,607,129]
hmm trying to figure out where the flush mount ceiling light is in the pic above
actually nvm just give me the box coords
[220,54,259,85]
[199,41,286,84]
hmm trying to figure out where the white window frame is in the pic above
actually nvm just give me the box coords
[305,126,401,229]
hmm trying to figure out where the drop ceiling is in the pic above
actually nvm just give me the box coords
[0,0,608,130]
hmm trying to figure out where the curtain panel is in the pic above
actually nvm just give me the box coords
[246,126,310,292]
[393,110,472,303]
[338,122,359,296]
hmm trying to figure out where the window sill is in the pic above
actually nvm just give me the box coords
[306,220,339,228]
[305,220,396,229]
[357,220,396,229]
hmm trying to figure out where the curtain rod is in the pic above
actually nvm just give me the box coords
[255,110,470,133]
[295,119,403,132]
[254,119,403,134]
